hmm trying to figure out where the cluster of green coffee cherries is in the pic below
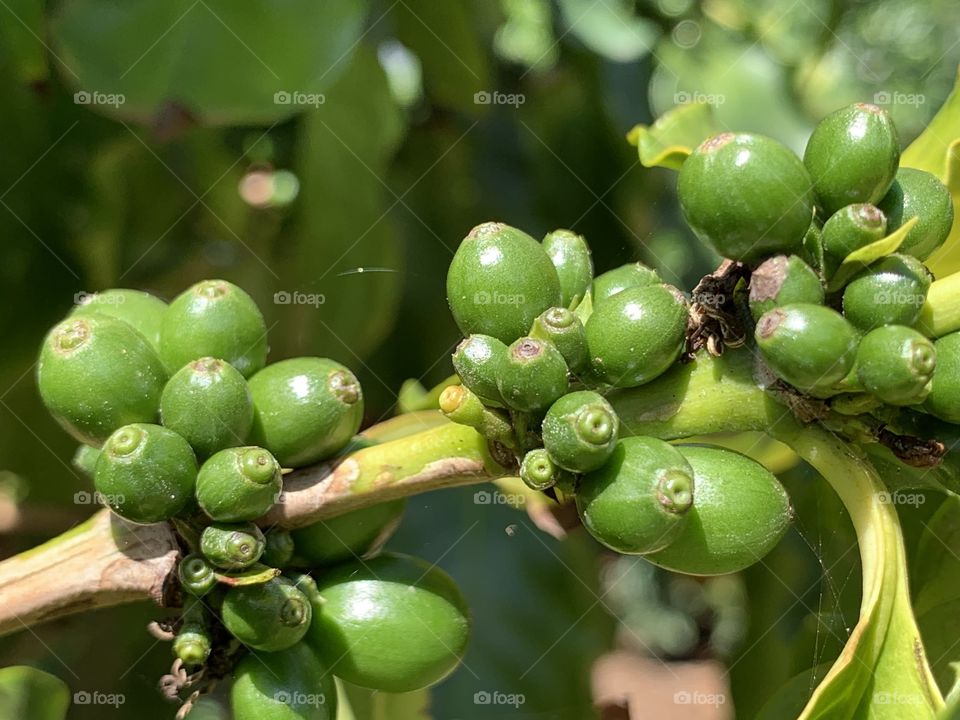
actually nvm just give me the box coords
[444,222,792,574]
[37,281,469,718]
[678,103,955,413]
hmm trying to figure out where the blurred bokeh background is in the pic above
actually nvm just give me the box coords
[0,0,957,717]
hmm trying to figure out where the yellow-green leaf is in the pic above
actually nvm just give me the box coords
[627,102,723,170]
[826,217,918,292]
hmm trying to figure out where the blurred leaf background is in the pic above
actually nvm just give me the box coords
[0,0,958,718]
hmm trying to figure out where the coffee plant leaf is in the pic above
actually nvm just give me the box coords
[826,217,917,292]
[628,102,722,170]
[0,666,70,720]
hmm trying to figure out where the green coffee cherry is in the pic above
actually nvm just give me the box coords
[178,553,217,597]
[160,279,267,377]
[519,448,563,491]
[803,103,900,215]
[221,577,312,652]
[924,332,960,423]
[678,133,814,262]
[160,357,254,458]
[72,444,100,478]
[644,445,791,575]
[592,263,661,305]
[585,284,688,387]
[200,522,265,570]
[878,167,954,260]
[497,337,569,412]
[451,334,508,406]
[262,530,296,567]
[748,255,824,321]
[542,229,593,307]
[231,639,337,720]
[542,391,619,473]
[195,446,282,522]
[576,437,695,555]
[438,385,514,447]
[856,325,936,406]
[37,315,167,445]
[755,304,859,393]
[285,572,321,604]
[70,288,167,353]
[821,204,888,261]
[248,358,363,467]
[307,553,470,692]
[173,605,211,667]
[842,254,932,331]
[530,307,589,372]
[291,500,406,567]
[446,222,562,343]
[94,423,197,524]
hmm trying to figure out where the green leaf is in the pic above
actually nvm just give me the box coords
[0,666,70,720]
[213,564,279,587]
[51,0,370,125]
[826,217,918,292]
[336,680,431,720]
[0,0,47,83]
[627,102,722,170]
[556,0,658,63]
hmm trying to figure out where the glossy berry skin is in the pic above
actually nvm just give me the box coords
[520,448,561,490]
[200,522,265,570]
[576,437,695,555]
[755,304,859,393]
[178,553,217,597]
[306,553,470,693]
[679,133,814,263]
[803,103,900,215]
[842,254,932,331]
[248,358,363,467]
[70,288,167,353]
[195,446,282,522]
[924,333,960,423]
[160,357,254,458]
[592,262,661,305]
[160,279,267,377]
[38,315,168,446]
[174,607,211,667]
[542,391,619,473]
[231,641,337,720]
[542,229,594,307]
[530,307,589,372]
[645,445,791,576]
[222,577,312,652]
[451,334,508,406]
[262,529,296,567]
[497,337,569,412]
[748,255,824,321]
[446,222,562,343]
[821,204,887,261]
[72,444,100,478]
[585,284,688,387]
[856,325,936,406]
[291,500,406,567]
[94,423,197,524]
[878,167,954,260]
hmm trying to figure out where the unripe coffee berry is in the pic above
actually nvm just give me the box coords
[679,133,814,262]
[195,446,282,522]
[94,423,197,524]
[160,279,267,377]
[262,529,296,567]
[231,642,337,720]
[803,103,900,215]
[200,521,265,570]
[856,325,936,406]
[497,337,569,412]
[221,577,312,652]
[576,436,695,555]
[520,448,563,491]
[842,254,932,331]
[748,255,824,321]
[178,553,217,597]
[446,222,561,343]
[542,390,619,472]
[38,315,167,445]
[592,262,661,305]
[451,334,508,406]
[821,203,888,261]
[248,357,363,467]
[70,288,167,354]
[530,307,589,372]
[542,229,594,307]
[160,357,254,458]
[585,284,688,387]
[878,167,954,260]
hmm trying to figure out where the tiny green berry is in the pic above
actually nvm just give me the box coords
[542,228,594,307]
[195,446,282,522]
[451,334,508,406]
[519,448,561,491]
[878,167,954,260]
[178,553,217,597]
[542,390,619,473]
[821,203,888,261]
[592,262,661,305]
[160,279,267,377]
[70,288,168,354]
[173,606,212,667]
[262,529,296,568]
[221,577,312,652]
[200,521,266,570]
[748,255,825,321]
[856,325,936,406]
[497,337,569,412]
[842,254,932,331]
[530,307,589,372]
